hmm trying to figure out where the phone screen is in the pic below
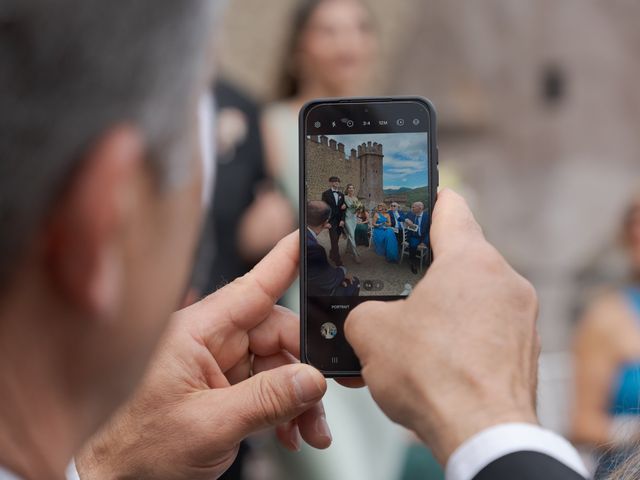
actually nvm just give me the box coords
[301,98,437,375]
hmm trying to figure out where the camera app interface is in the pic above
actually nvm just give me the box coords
[305,129,431,299]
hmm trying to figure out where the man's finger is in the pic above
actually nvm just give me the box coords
[213,364,326,443]
[249,305,300,358]
[345,300,392,355]
[193,232,299,336]
[244,231,299,303]
[430,189,484,257]
[253,352,332,450]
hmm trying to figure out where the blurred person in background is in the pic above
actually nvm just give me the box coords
[258,2,443,478]
[262,0,378,311]
[263,0,377,214]
[572,191,640,479]
[189,80,268,298]
[189,78,280,480]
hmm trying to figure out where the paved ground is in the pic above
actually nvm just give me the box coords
[315,229,426,296]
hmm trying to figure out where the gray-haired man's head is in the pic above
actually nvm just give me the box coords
[0,0,218,286]
[0,0,222,443]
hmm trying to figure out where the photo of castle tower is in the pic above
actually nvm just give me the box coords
[305,132,429,208]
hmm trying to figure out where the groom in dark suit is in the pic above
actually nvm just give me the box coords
[404,201,429,274]
[321,176,346,266]
[306,201,359,296]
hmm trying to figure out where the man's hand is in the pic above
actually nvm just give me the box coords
[345,189,539,465]
[339,220,345,227]
[77,233,331,480]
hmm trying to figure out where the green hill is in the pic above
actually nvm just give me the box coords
[384,186,430,206]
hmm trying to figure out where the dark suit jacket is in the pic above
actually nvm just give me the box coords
[321,189,346,228]
[473,451,586,480]
[405,211,429,244]
[388,209,405,229]
[307,230,345,296]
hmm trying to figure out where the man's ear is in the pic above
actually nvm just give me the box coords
[45,126,147,320]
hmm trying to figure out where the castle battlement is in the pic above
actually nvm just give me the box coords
[358,141,383,156]
[306,135,386,209]
[307,136,382,159]
[308,135,347,159]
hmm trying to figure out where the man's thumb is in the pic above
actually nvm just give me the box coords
[222,364,326,440]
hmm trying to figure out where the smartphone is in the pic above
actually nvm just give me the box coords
[300,97,438,376]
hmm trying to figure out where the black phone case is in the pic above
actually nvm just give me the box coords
[299,96,439,377]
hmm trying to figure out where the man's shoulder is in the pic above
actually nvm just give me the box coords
[306,230,319,245]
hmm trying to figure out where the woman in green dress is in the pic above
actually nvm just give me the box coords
[355,207,370,247]
[343,184,362,263]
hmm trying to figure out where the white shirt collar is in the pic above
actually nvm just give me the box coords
[307,227,319,241]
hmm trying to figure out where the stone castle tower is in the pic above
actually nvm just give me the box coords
[306,136,385,208]
[358,141,384,207]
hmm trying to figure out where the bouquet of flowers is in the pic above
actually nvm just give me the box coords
[349,198,363,212]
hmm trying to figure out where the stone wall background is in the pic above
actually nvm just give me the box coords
[306,137,361,202]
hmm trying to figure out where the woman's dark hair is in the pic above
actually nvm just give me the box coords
[276,0,373,99]
[277,0,325,99]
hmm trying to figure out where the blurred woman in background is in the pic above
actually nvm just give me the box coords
[262,0,378,215]
[258,3,444,480]
[572,191,640,479]
[262,0,377,312]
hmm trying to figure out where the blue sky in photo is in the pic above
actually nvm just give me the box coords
[327,132,429,189]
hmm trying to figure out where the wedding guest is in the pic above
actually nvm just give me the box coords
[262,0,377,210]
[306,201,360,296]
[572,191,640,479]
[354,207,370,247]
[321,176,347,266]
[261,0,377,313]
[389,201,405,244]
[343,184,362,263]
[372,203,399,262]
[190,80,269,298]
[404,201,429,274]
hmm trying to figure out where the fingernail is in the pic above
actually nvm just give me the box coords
[293,368,324,403]
[316,415,332,443]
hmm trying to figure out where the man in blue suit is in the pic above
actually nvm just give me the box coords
[404,201,429,274]
[306,201,360,296]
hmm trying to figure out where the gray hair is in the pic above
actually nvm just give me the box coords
[0,0,219,286]
[609,449,640,479]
